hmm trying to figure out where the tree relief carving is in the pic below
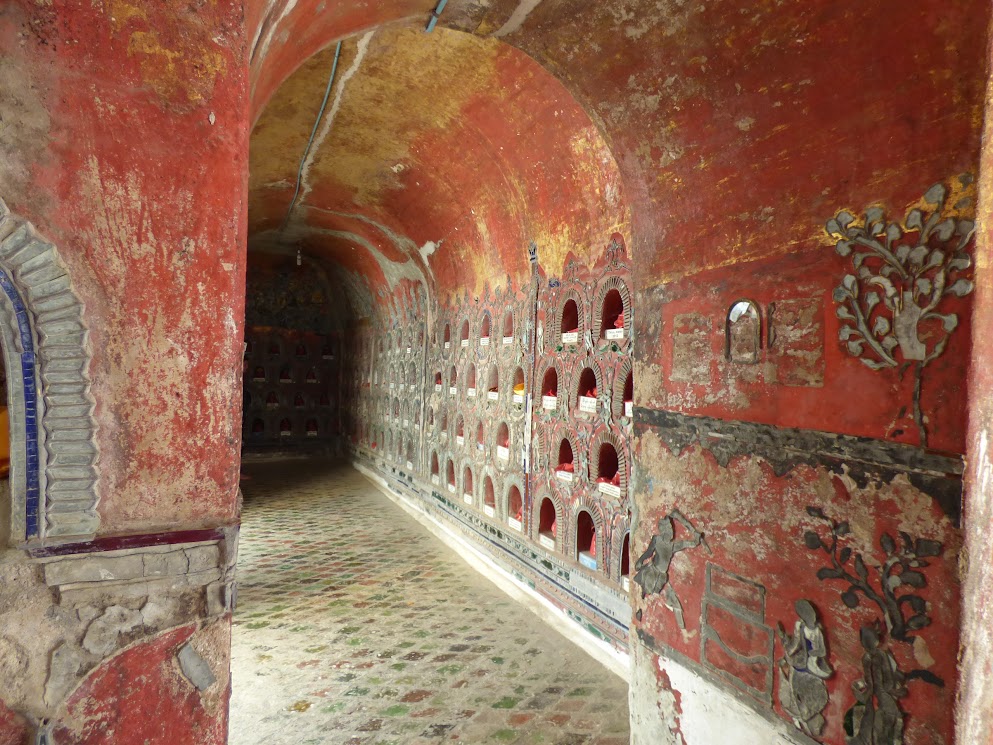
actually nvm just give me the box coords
[802,506,944,744]
[826,175,974,447]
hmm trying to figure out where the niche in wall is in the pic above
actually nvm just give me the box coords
[483,475,496,517]
[555,438,575,482]
[463,465,474,504]
[542,367,558,410]
[561,298,580,344]
[576,366,599,414]
[599,288,626,340]
[726,299,761,363]
[538,497,558,550]
[487,364,499,400]
[507,485,523,531]
[460,319,470,348]
[512,367,526,403]
[496,422,510,462]
[466,363,477,397]
[596,441,622,498]
[480,313,492,346]
[503,310,514,344]
[576,510,597,571]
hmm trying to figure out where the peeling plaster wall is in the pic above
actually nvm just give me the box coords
[0,1,247,740]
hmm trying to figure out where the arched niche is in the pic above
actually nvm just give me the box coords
[0,200,99,545]
[506,482,524,531]
[726,299,762,363]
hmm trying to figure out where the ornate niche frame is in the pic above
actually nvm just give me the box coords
[0,200,99,545]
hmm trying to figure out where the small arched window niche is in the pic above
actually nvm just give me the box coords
[487,364,499,401]
[443,323,452,350]
[449,365,458,395]
[483,476,496,518]
[466,363,477,398]
[541,367,558,411]
[512,367,526,404]
[599,288,627,341]
[595,442,622,498]
[726,299,762,364]
[507,484,524,531]
[503,310,515,345]
[293,393,305,409]
[475,421,485,451]
[460,319,470,348]
[537,497,559,551]
[430,451,440,485]
[306,418,319,438]
[462,465,475,505]
[455,415,465,446]
[576,511,598,571]
[295,343,308,357]
[446,459,456,494]
[480,313,492,346]
[555,438,575,483]
[496,422,510,462]
[576,366,599,415]
[279,418,293,438]
[439,410,449,440]
[251,418,265,436]
[434,371,443,392]
[560,298,581,345]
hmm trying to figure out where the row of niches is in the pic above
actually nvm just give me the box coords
[538,427,629,500]
[536,359,633,421]
[245,390,337,410]
[544,278,632,351]
[432,363,527,404]
[245,414,339,440]
[245,363,332,385]
[438,307,519,353]
[425,454,630,583]
[244,336,339,361]
[425,414,521,466]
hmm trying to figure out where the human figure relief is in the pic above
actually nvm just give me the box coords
[778,599,833,736]
[632,510,709,629]
[846,626,907,745]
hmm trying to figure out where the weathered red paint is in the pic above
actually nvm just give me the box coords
[52,623,230,745]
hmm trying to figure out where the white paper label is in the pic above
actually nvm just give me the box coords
[406,460,413,469]
[435,384,442,392]
[406,347,412,354]
[625,401,633,418]
[503,336,513,345]
[487,391,498,401]
[447,483,456,494]
[562,331,579,344]
[598,482,622,498]
[389,383,395,389]
[508,517,522,532]
[402,419,408,427]
[460,339,469,348]
[605,328,625,340]
[456,436,464,446]
[445,341,451,349]
[306,431,317,438]
[513,394,524,404]
[480,337,490,346]
[556,470,574,483]
[622,576,631,592]
[449,387,457,396]
[463,493,473,504]
[467,388,476,398]
[431,475,440,486]
[483,505,495,518]
[497,446,509,461]
[539,534,555,550]
[579,396,597,414]
[542,395,557,410]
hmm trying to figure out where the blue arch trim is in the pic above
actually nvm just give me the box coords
[0,270,40,539]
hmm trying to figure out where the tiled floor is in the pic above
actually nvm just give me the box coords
[230,458,630,745]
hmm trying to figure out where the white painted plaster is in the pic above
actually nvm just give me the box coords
[650,651,808,745]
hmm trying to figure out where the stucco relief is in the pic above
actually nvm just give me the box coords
[827,175,975,447]
[0,199,98,543]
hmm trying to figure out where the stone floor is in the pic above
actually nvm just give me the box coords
[229,458,631,745]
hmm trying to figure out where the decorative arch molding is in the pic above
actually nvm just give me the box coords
[530,489,565,547]
[611,357,633,421]
[0,199,99,543]
[570,355,605,413]
[546,287,587,349]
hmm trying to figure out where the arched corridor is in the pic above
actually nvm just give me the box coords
[230,459,628,744]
